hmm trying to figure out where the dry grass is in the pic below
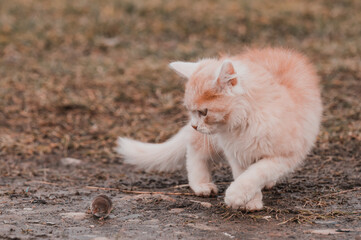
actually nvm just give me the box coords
[1,0,360,162]
[0,0,360,231]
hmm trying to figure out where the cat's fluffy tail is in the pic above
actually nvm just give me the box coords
[116,126,189,172]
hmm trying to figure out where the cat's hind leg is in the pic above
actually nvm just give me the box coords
[186,131,218,197]
[223,152,246,180]
[264,181,276,189]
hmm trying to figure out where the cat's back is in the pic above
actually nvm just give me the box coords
[240,47,321,106]
[234,48,322,157]
[242,48,319,88]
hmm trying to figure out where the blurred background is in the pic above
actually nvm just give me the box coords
[1,0,359,162]
[0,0,360,238]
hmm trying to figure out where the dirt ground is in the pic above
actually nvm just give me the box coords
[0,0,360,239]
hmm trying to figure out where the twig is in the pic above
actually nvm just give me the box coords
[216,182,232,185]
[25,181,59,186]
[277,217,295,225]
[122,189,195,196]
[85,186,195,196]
[169,184,189,189]
[169,181,231,189]
[85,186,118,191]
[320,187,361,198]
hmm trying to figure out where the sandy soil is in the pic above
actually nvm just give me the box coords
[0,0,360,239]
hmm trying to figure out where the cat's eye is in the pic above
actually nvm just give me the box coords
[198,109,208,117]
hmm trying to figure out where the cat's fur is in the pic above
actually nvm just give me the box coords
[117,48,322,210]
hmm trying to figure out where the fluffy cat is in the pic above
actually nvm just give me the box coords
[117,47,322,210]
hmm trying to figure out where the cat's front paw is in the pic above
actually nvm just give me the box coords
[224,182,263,210]
[191,183,218,197]
[245,191,263,211]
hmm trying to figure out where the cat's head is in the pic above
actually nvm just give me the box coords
[169,59,247,134]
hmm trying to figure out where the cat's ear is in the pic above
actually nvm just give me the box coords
[216,60,244,94]
[169,61,199,79]
[217,60,237,86]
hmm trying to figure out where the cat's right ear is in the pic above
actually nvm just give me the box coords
[216,60,244,95]
[169,61,199,79]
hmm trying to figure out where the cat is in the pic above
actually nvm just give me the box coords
[116,47,322,211]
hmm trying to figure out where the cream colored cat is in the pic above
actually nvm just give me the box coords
[117,48,322,210]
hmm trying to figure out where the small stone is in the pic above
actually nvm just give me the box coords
[126,219,141,223]
[120,194,175,203]
[61,157,82,166]
[91,237,110,240]
[143,219,159,225]
[314,220,338,225]
[187,223,218,231]
[169,208,184,214]
[156,194,176,202]
[48,195,56,200]
[180,213,199,219]
[190,200,212,208]
[199,202,212,208]
[60,212,87,220]
[23,208,33,211]
[119,214,142,221]
[223,232,235,239]
[46,222,55,226]
[3,220,16,224]
[35,234,50,238]
[27,220,40,224]
[95,36,121,47]
[305,229,353,235]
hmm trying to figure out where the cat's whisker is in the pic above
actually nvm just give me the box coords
[209,136,225,163]
[202,134,206,155]
[206,134,216,165]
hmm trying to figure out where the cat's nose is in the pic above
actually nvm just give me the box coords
[191,125,198,130]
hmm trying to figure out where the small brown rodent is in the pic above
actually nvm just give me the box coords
[90,195,113,219]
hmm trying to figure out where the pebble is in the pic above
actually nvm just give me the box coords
[179,213,199,219]
[190,200,212,208]
[223,232,235,239]
[3,220,17,224]
[119,214,142,221]
[120,194,176,203]
[169,208,185,214]
[60,212,87,220]
[143,219,159,225]
[61,157,82,166]
[48,195,56,200]
[187,223,218,231]
[314,220,339,225]
[27,220,40,224]
[306,229,353,235]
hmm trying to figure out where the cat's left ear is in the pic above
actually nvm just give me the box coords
[169,61,199,79]
[216,60,244,94]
